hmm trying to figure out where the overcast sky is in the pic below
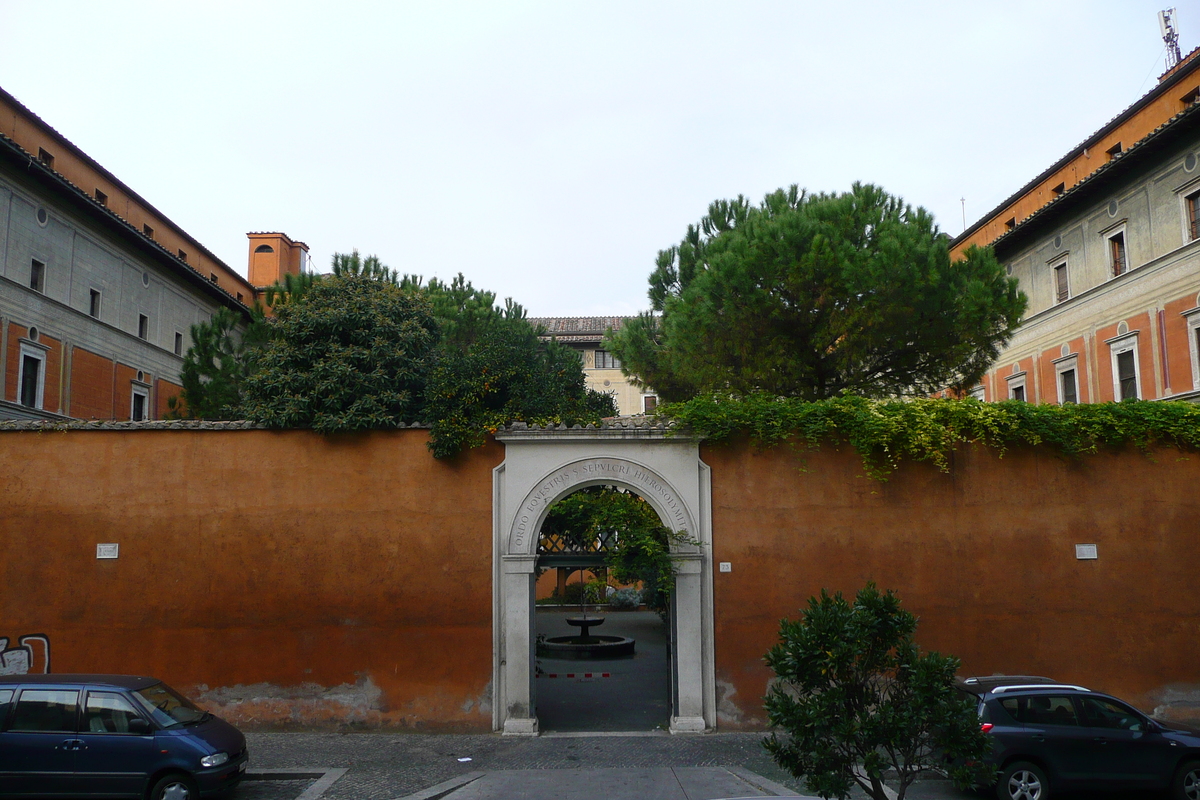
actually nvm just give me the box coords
[0,1,1188,316]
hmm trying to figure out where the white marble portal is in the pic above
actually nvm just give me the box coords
[492,424,715,735]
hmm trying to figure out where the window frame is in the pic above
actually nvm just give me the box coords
[594,349,621,370]
[131,381,150,422]
[17,340,48,410]
[1184,188,1200,243]
[1050,256,1070,304]
[137,314,149,340]
[1105,225,1129,278]
[89,289,102,318]
[1184,306,1200,392]
[1053,353,1080,404]
[1006,370,1027,401]
[29,259,45,293]
[643,395,658,414]
[1106,330,1141,401]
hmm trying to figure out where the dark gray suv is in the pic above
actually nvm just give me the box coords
[962,677,1200,800]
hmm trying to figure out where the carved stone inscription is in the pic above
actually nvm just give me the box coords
[511,458,688,551]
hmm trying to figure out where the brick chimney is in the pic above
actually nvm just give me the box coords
[247,232,310,289]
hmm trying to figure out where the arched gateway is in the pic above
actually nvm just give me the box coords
[492,423,715,734]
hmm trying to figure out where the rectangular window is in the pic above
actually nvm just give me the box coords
[1051,182,1065,197]
[29,259,45,293]
[1117,350,1138,400]
[94,188,108,206]
[1011,385,1025,402]
[236,292,244,303]
[142,224,154,239]
[174,332,183,356]
[84,691,141,734]
[19,354,42,408]
[178,249,188,262]
[89,289,102,318]
[594,350,621,370]
[1106,142,1123,161]
[209,273,219,283]
[643,395,658,414]
[1054,262,1069,303]
[37,148,54,168]
[1059,369,1077,404]
[138,314,148,340]
[9,689,78,732]
[1110,233,1127,277]
[131,388,148,422]
[1187,193,1200,242]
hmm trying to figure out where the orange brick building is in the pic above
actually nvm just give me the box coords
[0,86,307,420]
[954,50,1200,404]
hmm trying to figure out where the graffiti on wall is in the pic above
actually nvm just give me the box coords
[0,634,51,675]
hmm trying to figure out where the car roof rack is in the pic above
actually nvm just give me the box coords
[991,684,1090,693]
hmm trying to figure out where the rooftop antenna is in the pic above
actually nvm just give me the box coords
[1160,8,1182,71]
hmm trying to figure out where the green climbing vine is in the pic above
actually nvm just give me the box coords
[657,393,1200,481]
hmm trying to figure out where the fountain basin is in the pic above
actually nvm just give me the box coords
[537,635,636,659]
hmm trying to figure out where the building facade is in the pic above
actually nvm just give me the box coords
[529,316,656,416]
[0,86,303,420]
[954,50,1200,404]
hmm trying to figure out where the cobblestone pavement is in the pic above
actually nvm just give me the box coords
[233,732,983,800]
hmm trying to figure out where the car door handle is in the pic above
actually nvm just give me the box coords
[1093,737,1108,744]
[1031,734,1045,742]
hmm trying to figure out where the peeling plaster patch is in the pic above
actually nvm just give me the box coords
[1150,683,1200,722]
[196,676,384,726]
[461,680,493,715]
[716,679,744,725]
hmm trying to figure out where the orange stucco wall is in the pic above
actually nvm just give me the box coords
[703,438,1200,729]
[0,428,501,731]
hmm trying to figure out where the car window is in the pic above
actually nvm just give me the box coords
[131,682,205,728]
[9,689,80,732]
[0,689,12,726]
[1000,694,1080,726]
[1077,697,1146,731]
[84,691,142,734]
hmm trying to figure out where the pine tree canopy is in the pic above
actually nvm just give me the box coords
[607,183,1027,401]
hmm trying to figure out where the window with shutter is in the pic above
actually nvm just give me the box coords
[1054,263,1069,303]
[1110,233,1128,276]
[1059,369,1077,404]
[1117,350,1137,399]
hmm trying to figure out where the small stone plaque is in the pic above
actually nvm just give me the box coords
[719,562,732,573]
[1075,543,1098,560]
[96,543,119,559]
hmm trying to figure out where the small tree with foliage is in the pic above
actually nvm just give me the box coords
[240,273,438,432]
[764,583,989,800]
[167,307,258,420]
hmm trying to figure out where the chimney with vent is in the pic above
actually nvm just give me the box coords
[247,232,310,288]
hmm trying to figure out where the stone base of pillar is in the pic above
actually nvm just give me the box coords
[669,715,707,734]
[502,717,539,736]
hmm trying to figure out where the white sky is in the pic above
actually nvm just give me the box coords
[0,1,1189,316]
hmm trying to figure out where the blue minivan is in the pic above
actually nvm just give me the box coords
[0,674,248,799]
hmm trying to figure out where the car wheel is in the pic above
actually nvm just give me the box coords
[996,761,1049,800]
[1174,760,1200,800]
[148,773,198,800]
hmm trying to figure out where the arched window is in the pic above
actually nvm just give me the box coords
[254,244,275,253]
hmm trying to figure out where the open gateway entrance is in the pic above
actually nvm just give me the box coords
[492,427,716,735]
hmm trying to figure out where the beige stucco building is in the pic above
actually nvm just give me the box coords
[529,317,656,416]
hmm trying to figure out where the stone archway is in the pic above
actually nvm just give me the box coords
[492,425,714,735]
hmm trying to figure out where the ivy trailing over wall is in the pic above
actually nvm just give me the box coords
[657,393,1200,481]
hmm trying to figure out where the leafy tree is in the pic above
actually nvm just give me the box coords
[422,316,616,457]
[608,183,1027,401]
[240,273,438,432]
[764,583,990,800]
[166,307,255,420]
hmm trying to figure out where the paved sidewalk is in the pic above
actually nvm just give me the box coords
[236,732,976,800]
